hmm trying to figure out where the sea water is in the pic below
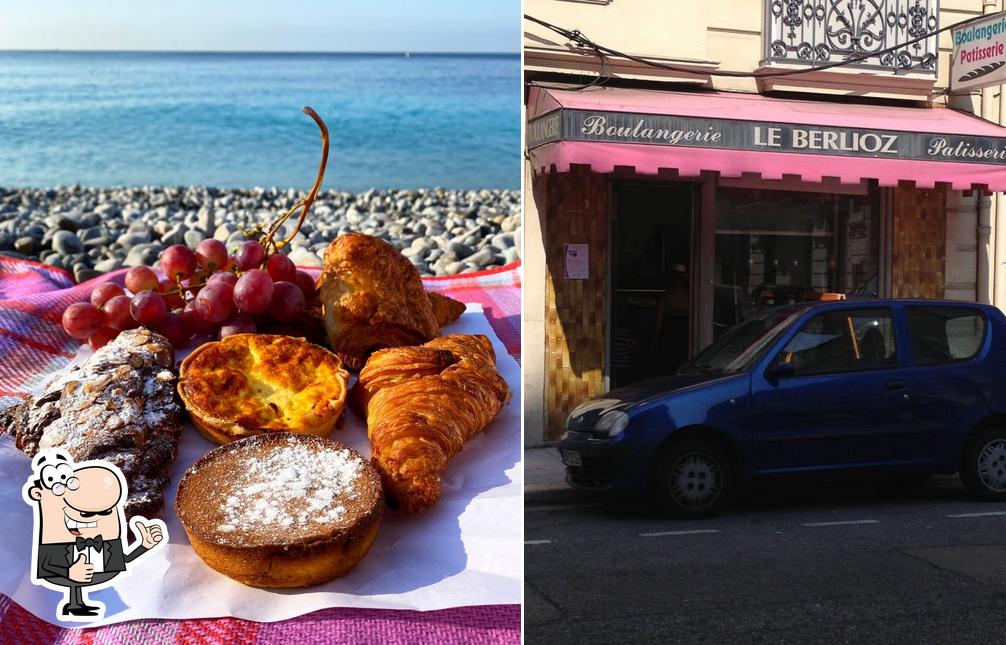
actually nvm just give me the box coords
[0,51,519,190]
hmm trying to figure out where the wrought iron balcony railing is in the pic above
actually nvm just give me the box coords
[762,0,939,75]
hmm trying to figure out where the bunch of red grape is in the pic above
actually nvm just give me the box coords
[61,239,319,350]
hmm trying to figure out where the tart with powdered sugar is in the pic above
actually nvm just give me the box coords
[1,327,182,519]
[175,432,383,587]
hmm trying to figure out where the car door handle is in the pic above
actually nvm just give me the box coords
[885,379,907,389]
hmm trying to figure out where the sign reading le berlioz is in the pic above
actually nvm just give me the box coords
[526,109,1006,166]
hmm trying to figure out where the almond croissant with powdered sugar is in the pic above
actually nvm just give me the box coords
[1,327,183,519]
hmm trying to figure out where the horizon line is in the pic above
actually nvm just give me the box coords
[0,48,518,56]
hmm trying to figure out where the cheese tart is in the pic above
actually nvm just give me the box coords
[178,333,348,444]
[175,432,383,587]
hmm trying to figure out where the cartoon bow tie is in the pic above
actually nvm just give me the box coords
[75,536,103,551]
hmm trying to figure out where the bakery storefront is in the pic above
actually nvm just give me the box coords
[526,85,1006,441]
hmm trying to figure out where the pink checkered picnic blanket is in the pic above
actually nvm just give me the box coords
[0,256,521,644]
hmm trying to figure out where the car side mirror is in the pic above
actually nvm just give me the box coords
[765,362,794,383]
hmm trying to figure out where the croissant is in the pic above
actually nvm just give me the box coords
[320,233,440,371]
[350,334,510,513]
[427,291,466,327]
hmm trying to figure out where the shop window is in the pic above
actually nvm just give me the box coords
[773,308,898,376]
[714,187,880,337]
[906,307,986,366]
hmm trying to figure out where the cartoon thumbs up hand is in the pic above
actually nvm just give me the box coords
[68,553,94,583]
[134,520,163,549]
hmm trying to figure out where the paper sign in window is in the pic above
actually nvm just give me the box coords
[564,244,589,280]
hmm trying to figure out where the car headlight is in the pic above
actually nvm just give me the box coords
[593,410,629,437]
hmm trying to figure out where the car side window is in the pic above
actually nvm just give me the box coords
[905,306,986,366]
[773,308,898,376]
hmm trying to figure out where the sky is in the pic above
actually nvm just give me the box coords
[0,0,518,53]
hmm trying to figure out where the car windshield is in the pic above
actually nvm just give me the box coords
[682,308,801,374]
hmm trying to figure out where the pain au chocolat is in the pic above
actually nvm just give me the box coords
[177,333,348,444]
[175,432,383,587]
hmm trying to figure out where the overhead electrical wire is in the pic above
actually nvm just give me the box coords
[524,12,993,85]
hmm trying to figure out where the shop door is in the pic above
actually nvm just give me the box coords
[610,183,693,389]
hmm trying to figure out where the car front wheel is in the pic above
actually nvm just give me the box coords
[653,440,733,518]
[962,428,1006,501]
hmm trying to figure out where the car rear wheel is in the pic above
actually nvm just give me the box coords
[962,428,1006,501]
[653,440,733,518]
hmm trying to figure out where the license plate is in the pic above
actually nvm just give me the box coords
[560,448,582,467]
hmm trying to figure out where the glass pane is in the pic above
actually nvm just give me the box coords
[906,307,986,366]
[714,187,880,337]
[776,308,897,375]
[610,184,692,387]
[684,307,799,374]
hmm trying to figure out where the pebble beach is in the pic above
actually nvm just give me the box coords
[0,186,522,282]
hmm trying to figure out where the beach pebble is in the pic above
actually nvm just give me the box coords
[197,205,215,233]
[161,223,187,246]
[116,231,151,249]
[491,233,514,250]
[75,267,102,283]
[79,213,102,228]
[47,215,79,232]
[346,207,365,225]
[78,226,104,242]
[288,246,323,268]
[124,243,163,267]
[25,225,45,239]
[466,248,494,268]
[214,223,238,241]
[14,237,38,255]
[226,230,249,249]
[44,255,65,269]
[184,229,204,249]
[94,203,120,218]
[52,230,84,255]
[3,186,519,280]
[94,258,123,273]
[448,241,475,259]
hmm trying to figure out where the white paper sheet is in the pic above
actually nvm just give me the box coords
[0,305,522,627]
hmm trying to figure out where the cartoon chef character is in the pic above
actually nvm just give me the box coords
[22,450,166,621]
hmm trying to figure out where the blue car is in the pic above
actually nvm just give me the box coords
[560,300,1006,517]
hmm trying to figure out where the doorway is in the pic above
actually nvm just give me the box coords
[610,183,693,389]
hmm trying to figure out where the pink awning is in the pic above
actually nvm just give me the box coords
[527,86,1006,191]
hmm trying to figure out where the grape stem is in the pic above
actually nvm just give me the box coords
[260,107,330,254]
[160,108,330,302]
[164,273,210,299]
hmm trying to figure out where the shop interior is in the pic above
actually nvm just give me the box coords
[609,181,882,388]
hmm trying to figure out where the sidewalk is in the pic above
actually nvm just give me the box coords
[524,445,584,504]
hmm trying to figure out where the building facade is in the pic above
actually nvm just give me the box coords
[524,0,1006,445]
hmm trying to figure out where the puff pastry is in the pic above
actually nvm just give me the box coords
[427,291,466,327]
[320,233,440,371]
[350,334,510,513]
